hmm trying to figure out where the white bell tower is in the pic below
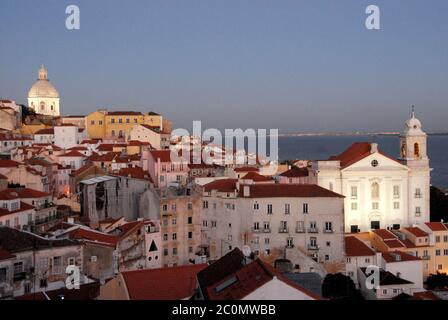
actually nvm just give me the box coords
[399,107,430,226]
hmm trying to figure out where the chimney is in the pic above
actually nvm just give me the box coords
[371,143,378,154]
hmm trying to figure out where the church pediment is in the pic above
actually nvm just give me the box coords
[342,152,408,171]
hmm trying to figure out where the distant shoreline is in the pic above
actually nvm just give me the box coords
[278,132,448,137]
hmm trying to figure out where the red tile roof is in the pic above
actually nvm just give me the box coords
[59,150,86,158]
[241,172,271,182]
[279,167,309,178]
[328,142,401,169]
[413,291,441,300]
[239,184,344,198]
[0,201,35,217]
[150,150,172,162]
[0,246,15,261]
[34,128,54,135]
[345,236,375,257]
[68,146,88,151]
[128,140,150,146]
[70,163,95,177]
[372,229,397,240]
[404,227,428,238]
[97,144,114,152]
[107,111,142,116]
[67,228,118,247]
[425,222,448,232]
[0,159,21,168]
[203,179,238,193]
[383,239,405,249]
[382,251,421,263]
[4,188,50,199]
[121,264,207,300]
[116,167,152,181]
[234,166,259,172]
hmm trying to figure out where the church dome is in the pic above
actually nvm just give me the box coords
[404,108,425,136]
[28,65,60,99]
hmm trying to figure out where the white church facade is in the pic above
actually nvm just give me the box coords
[311,111,431,233]
[28,65,60,117]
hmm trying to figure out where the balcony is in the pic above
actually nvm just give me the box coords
[13,272,27,282]
[307,227,319,233]
[296,227,306,233]
[414,194,422,199]
[286,244,294,249]
[323,229,334,234]
[279,227,289,234]
[251,227,261,233]
[263,228,271,233]
[422,255,430,260]
[307,244,319,251]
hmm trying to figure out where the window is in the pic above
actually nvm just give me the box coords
[287,237,294,248]
[172,248,178,255]
[444,236,448,242]
[188,217,193,224]
[326,241,331,247]
[351,186,358,199]
[172,233,177,240]
[436,249,441,256]
[382,289,387,295]
[0,268,6,282]
[393,202,400,210]
[163,248,168,256]
[91,120,95,125]
[365,258,370,263]
[444,249,448,256]
[415,207,421,216]
[393,185,400,198]
[111,130,115,136]
[371,182,380,199]
[436,236,441,243]
[187,203,193,210]
[11,202,19,211]
[267,204,273,214]
[438,264,443,270]
[188,232,193,239]
[126,118,130,123]
[203,220,208,227]
[13,262,23,275]
[351,202,358,210]
[325,222,333,232]
[99,120,103,125]
[303,203,309,214]
[284,204,290,215]
[203,201,209,209]
[211,221,217,228]
[415,188,422,198]
[163,234,168,241]
[118,118,123,123]
[172,218,177,225]
[263,222,270,231]
[253,222,260,231]
[372,202,379,210]
[265,238,270,245]
[253,202,259,210]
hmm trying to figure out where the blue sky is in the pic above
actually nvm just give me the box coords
[1,0,447,132]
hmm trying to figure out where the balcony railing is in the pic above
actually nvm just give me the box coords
[422,255,430,260]
[307,227,319,233]
[415,194,422,199]
[263,228,271,233]
[279,227,289,234]
[323,229,334,234]
[251,227,261,233]
[307,244,319,251]
[296,227,306,233]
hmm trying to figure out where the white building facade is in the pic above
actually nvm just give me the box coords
[312,112,430,233]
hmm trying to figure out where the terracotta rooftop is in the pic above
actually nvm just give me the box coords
[0,159,21,168]
[382,251,421,263]
[345,236,375,257]
[234,166,259,173]
[372,229,397,240]
[203,179,238,193]
[242,172,272,182]
[404,227,429,238]
[279,167,309,178]
[34,128,54,135]
[59,150,86,158]
[150,150,172,162]
[328,142,401,169]
[425,222,448,232]
[239,184,344,198]
[121,264,207,300]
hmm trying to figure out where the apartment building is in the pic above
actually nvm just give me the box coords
[201,180,345,271]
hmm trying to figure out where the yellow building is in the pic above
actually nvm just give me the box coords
[422,222,448,274]
[86,109,162,140]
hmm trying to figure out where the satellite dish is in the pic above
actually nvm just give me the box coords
[242,245,252,257]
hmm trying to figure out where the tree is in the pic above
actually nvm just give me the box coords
[425,273,448,290]
[322,273,363,300]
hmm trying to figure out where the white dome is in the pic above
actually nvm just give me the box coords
[28,65,59,99]
[404,108,425,136]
